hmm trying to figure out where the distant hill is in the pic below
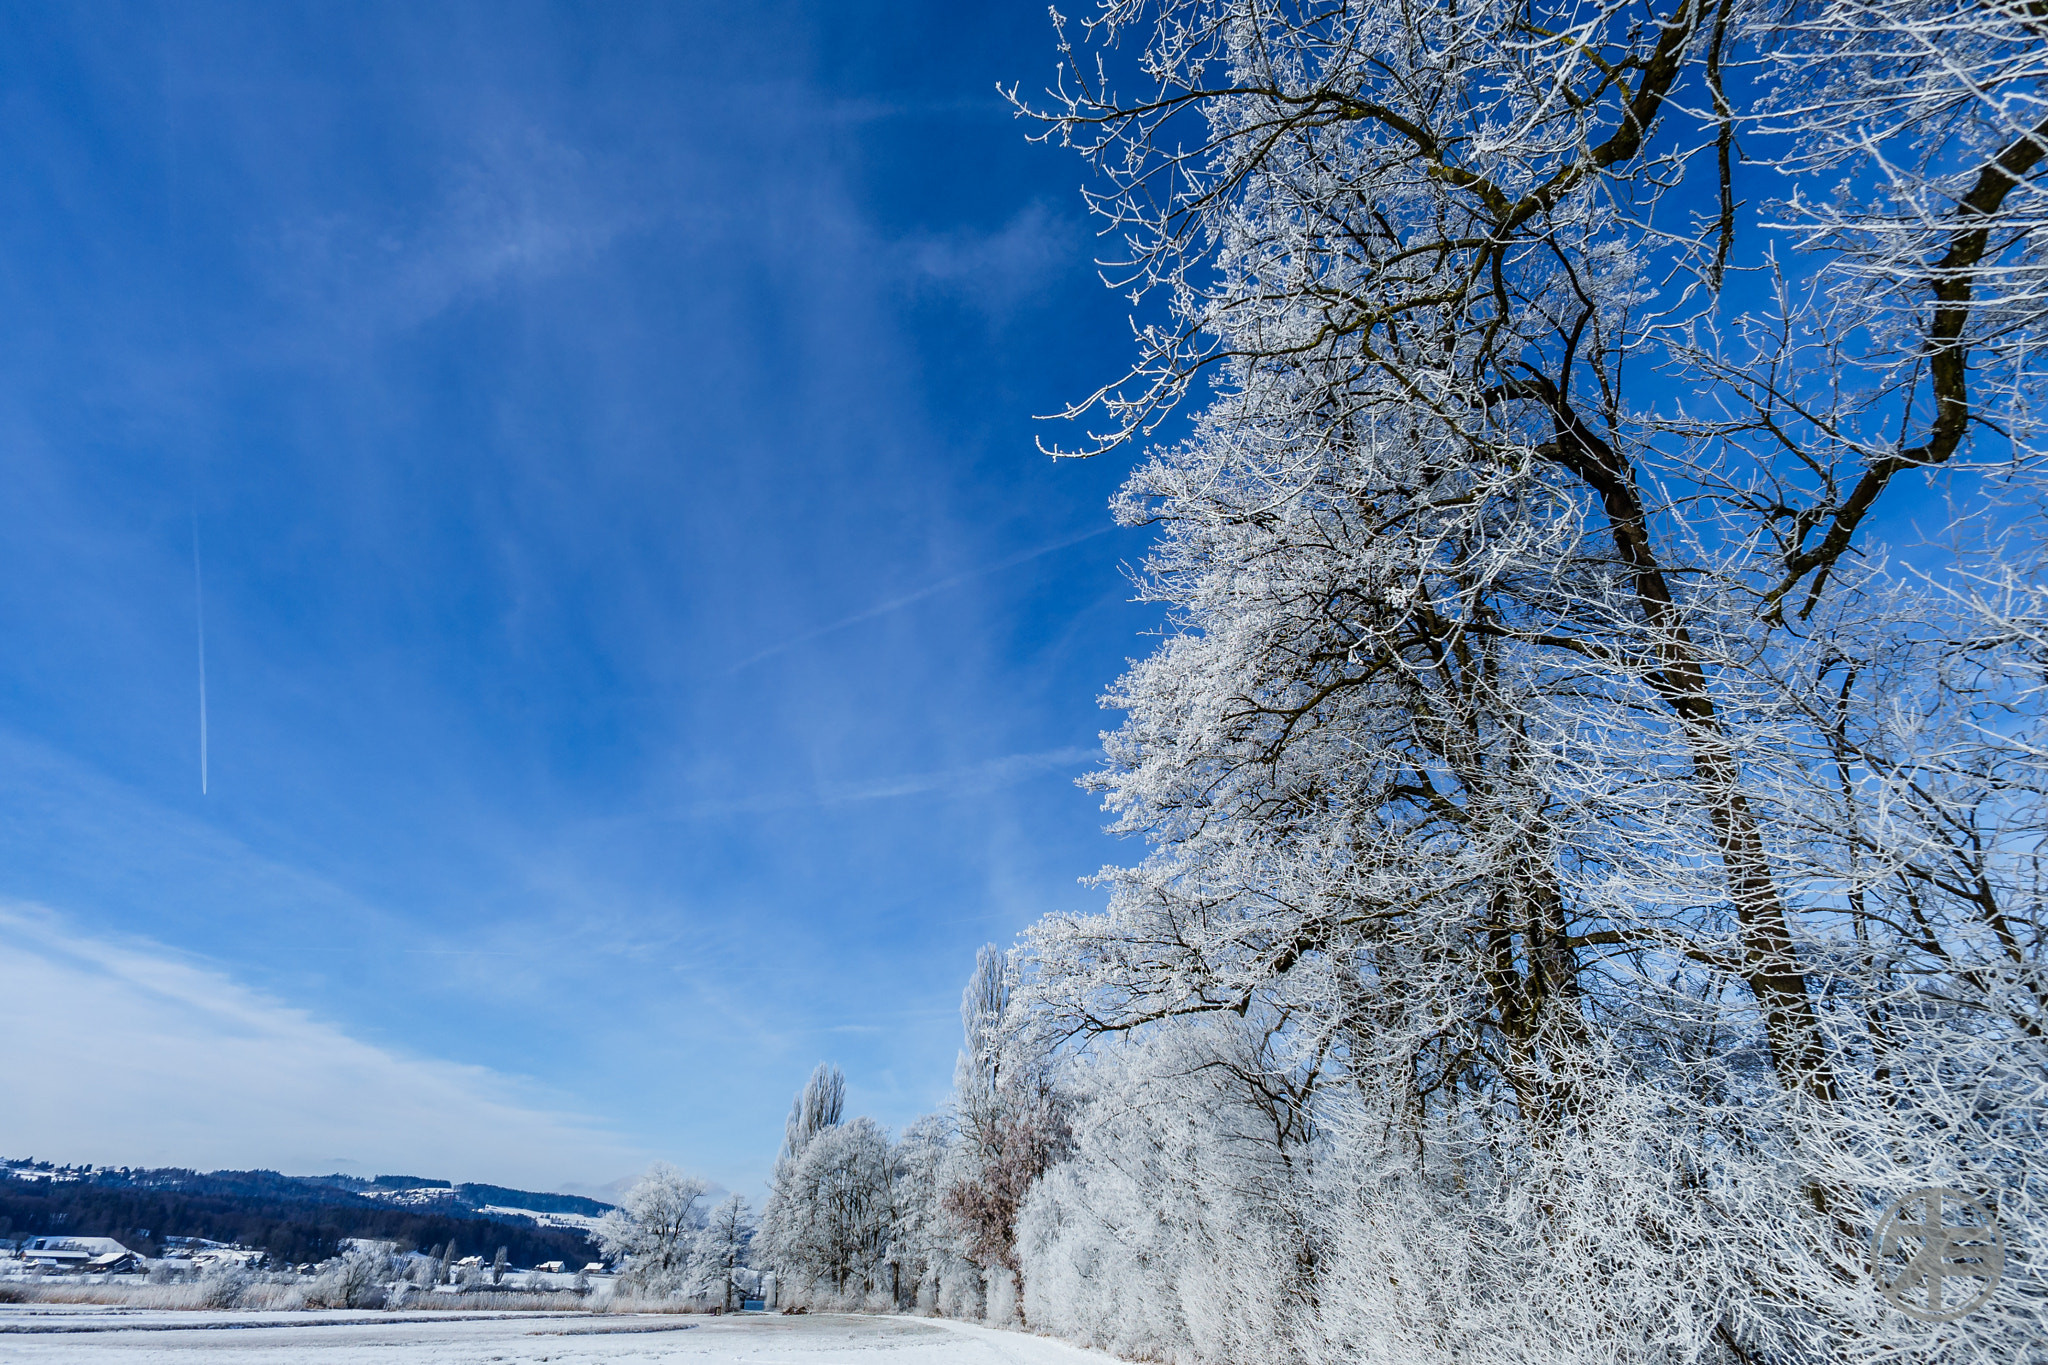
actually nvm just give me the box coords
[0,1159,613,1267]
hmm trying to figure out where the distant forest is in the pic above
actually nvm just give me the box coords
[0,1166,602,1267]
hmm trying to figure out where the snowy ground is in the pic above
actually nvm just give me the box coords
[0,1308,1125,1365]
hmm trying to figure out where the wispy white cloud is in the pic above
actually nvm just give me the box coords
[0,903,645,1189]
[818,746,1097,804]
[902,201,1076,315]
[662,745,1098,823]
[256,129,646,341]
[733,524,1113,672]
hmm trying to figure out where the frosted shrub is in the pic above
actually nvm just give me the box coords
[197,1268,253,1310]
[1016,1020,1311,1364]
[982,1268,1020,1328]
[935,1262,983,1322]
[305,1248,389,1310]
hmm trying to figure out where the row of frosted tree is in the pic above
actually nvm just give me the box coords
[750,949,1066,1324]
[744,0,2048,1357]
[590,952,1065,1322]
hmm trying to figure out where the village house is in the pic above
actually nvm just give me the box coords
[19,1237,142,1273]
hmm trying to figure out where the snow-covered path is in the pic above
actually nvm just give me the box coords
[0,1308,1127,1365]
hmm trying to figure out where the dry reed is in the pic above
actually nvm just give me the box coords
[0,1278,724,1314]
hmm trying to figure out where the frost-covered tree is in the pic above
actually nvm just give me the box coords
[789,1064,845,1151]
[770,1117,899,1304]
[891,1111,968,1313]
[986,0,2048,1361]
[690,1192,753,1312]
[756,1062,846,1294]
[956,944,1011,1124]
[942,945,1070,1315]
[593,1162,708,1296]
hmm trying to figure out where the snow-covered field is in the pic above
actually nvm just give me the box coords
[0,1308,1123,1365]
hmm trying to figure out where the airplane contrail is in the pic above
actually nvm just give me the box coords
[192,512,208,796]
[731,524,1116,672]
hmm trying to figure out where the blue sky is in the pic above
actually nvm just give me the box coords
[0,0,1157,1194]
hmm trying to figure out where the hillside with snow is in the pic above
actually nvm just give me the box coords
[0,1159,613,1267]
